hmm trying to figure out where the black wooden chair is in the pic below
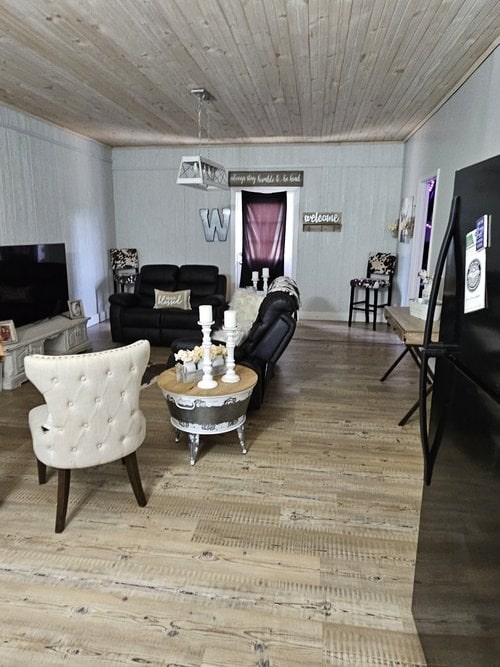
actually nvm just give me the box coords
[348,252,397,331]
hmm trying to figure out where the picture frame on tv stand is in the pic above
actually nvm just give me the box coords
[68,299,85,319]
[0,319,18,344]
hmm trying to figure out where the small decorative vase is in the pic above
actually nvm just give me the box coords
[422,281,432,302]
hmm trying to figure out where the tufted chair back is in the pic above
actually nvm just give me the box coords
[24,340,150,532]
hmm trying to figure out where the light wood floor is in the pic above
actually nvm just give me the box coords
[0,320,427,666]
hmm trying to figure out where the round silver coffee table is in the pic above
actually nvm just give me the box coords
[157,365,258,465]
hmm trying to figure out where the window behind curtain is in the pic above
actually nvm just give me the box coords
[239,190,287,288]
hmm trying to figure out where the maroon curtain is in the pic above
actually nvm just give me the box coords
[240,190,287,288]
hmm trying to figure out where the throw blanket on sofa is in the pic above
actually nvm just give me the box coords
[213,288,264,344]
[268,276,301,307]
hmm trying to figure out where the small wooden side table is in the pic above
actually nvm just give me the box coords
[157,365,258,465]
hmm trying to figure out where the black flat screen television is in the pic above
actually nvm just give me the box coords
[0,243,70,328]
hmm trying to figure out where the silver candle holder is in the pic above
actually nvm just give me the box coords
[221,324,239,383]
[197,320,218,389]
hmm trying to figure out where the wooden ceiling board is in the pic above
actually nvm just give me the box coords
[0,0,499,146]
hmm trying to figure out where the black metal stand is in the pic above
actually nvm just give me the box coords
[380,343,434,426]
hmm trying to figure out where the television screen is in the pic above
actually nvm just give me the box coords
[0,243,69,328]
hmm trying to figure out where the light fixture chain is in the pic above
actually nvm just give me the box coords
[206,98,211,156]
[197,94,202,152]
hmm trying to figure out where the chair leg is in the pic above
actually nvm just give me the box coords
[372,290,379,331]
[55,469,71,533]
[348,285,355,327]
[123,452,147,507]
[364,289,370,323]
[37,458,47,484]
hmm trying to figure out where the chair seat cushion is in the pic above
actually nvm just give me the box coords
[350,278,389,289]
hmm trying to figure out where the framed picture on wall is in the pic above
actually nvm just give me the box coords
[0,319,18,344]
[68,299,85,319]
[399,196,415,242]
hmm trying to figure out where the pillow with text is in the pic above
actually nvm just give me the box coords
[153,288,191,310]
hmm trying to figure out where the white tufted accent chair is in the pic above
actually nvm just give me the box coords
[24,339,150,532]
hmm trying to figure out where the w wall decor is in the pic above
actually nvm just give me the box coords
[302,212,342,232]
[228,171,304,187]
[200,208,230,241]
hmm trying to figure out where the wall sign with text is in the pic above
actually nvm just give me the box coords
[302,212,342,232]
[228,171,304,187]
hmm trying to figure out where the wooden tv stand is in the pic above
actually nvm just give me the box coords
[1,315,91,390]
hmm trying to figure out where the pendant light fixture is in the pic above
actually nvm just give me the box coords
[176,88,228,190]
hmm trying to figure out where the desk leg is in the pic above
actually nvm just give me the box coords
[188,433,200,466]
[380,347,410,381]
[381,343,434,425]
[237,424,247,455]
[398,384,433,427]
[381,345,433,384]
[409,346,434,383]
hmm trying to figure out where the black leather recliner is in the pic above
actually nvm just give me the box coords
[167,288,299,408]
[109,264,227,346]
[233,290,297,407]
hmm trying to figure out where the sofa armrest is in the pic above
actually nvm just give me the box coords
[109,292,141,307]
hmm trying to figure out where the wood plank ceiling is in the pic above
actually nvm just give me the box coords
[0,0,499,147]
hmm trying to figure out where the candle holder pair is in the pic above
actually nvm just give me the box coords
[252,276,269,292]
[251,268,270,293]
[197,318,239,389]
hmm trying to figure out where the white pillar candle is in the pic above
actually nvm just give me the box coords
[199,304,213,324]
[224,309,237,328]
[262,267,269,277]
[252,270,259,281]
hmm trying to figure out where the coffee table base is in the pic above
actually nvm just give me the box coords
[158,365,258,466]
[173,418,248,465]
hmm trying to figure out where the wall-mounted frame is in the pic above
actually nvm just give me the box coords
[229,171,304,187]
[399,196,415,242]
[68,300,85,319]
[0,319,18,344]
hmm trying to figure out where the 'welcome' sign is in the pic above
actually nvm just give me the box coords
[302,212,342,232]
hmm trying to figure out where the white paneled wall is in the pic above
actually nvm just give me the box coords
[401,48,500,303]
[0,107,115,324]
[0,102,404,325]
[112,143,404,320]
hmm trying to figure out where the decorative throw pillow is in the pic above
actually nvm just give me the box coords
[153,289,191,310]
